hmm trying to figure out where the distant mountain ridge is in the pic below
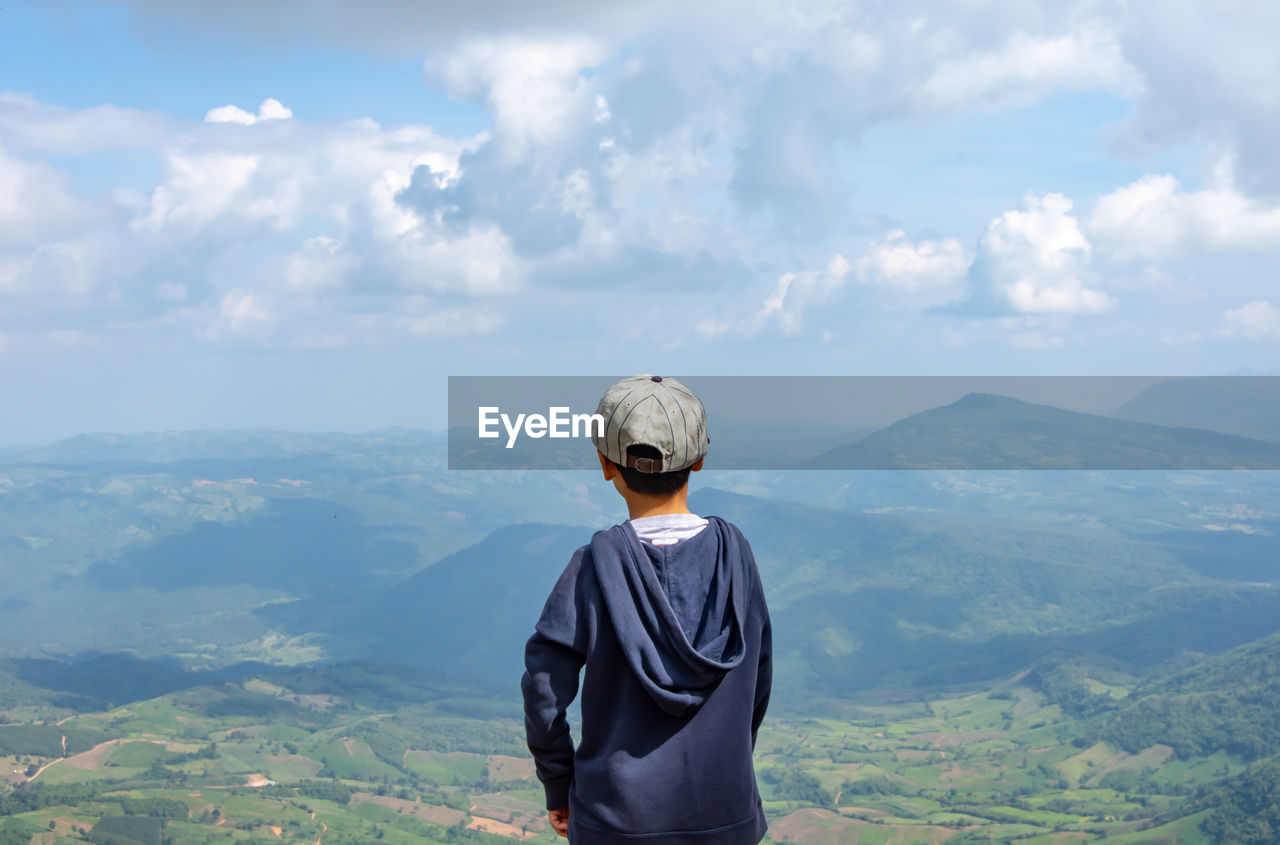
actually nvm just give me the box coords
[0,428,445,465]
[811,391,1280,468]
[1110,376,1280,442]
[2,427,1279,707]
[255,485,1280,702]
[297,522,592,685]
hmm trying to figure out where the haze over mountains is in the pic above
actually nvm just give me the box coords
[4,379,1280,842]
[2,376,1279,704]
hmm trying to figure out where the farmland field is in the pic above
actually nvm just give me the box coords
[0,660,1260,844]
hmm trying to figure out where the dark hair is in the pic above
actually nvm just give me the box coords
[613,444,692,497]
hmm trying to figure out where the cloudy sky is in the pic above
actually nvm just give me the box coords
[2,0,1279,443]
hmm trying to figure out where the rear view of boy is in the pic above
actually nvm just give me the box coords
[521,375,773,844]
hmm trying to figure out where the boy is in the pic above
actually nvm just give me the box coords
[521,375,773,844]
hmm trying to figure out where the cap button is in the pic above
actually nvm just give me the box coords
[651,375,663,382]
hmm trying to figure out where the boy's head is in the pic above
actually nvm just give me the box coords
[591,375,709,498]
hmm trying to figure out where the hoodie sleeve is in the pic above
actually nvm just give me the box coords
[750,564,772,751]
[521,546,592,810]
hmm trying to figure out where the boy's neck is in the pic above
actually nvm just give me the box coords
[622,489,693,520]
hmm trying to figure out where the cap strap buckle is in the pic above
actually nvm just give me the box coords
[626,455,663,473]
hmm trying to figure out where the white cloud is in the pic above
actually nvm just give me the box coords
[203,105,257,126]
[1088,159,1280,260]
[1220,301,1280,339]
[217,289,273,333]
[918,28,1140,112]
[108,0,1280,200]
[0,91,511,345]
[397,306,504,338]
[366,163,522,295]
[434,36,607,161]
[695,317,730,339]
[1114,1,1280,194]
[130,100,513,304]
[205,98,294,125]
[942,315,1067,349]
[693,254,853,341]
[0,91,170,154]
[0,145,135,306]
[257,98,294,121]
[0,142,95,249]
[593,94,612,124]
[855,230,970,306]
[746,254,850,336]
[22,232,126,300]
[135,151,263,233]
[392,222,521,296]
[978,193,1115,314]
[283,236,361,293]
[14,2,1280,361]
[598,128,719,257]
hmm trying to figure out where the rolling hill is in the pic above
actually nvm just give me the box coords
[308,522,591,683]
[811,392,1280,469]
[4,428,1280,706]
[1110,377,1280,442]
[239,484,1280,705]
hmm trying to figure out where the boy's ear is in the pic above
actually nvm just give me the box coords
[690,457,704,472]
[598,450,618,480]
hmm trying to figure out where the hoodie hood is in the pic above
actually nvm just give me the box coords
[589,515,749,717]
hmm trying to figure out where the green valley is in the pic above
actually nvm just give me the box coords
[3,426,1280,843]
[1,651,1276,844]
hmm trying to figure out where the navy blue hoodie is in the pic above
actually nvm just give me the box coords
[521,516,772,845]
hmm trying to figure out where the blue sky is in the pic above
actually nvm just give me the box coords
[2,0,1279,444]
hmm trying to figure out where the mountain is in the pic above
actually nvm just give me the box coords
[1110,376,1280,442]
[810,392,1280,469]
[1085,632,1280,761]
[304,522,591,687]
[692,488,1280,694]
[86,497,421,593]
[6,427,1280,704]
[7,429,1280,842]
[260,484,1280,702]
[1199,756,1280,844]
[0,428,446,466]
[0,430,617,663]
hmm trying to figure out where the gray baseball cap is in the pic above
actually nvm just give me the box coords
[592,375,710,473]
